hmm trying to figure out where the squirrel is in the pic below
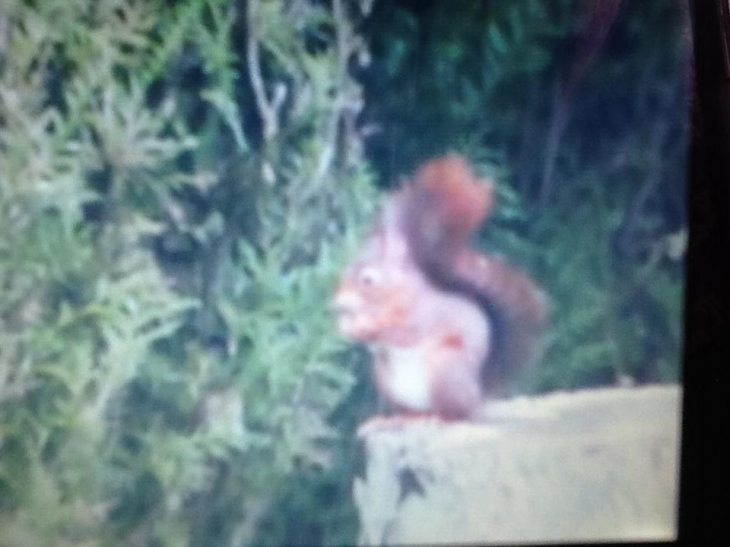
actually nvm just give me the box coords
[332,155,548,422]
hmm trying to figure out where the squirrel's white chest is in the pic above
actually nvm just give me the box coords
[379,345,433,411]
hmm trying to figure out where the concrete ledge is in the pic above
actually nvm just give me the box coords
[353,385,681,545]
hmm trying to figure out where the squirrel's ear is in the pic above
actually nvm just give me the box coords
[359,226,384,260]
[382,228,410,263]
[379,195,411,262]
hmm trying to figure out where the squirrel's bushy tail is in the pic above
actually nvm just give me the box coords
[455,251,548,394]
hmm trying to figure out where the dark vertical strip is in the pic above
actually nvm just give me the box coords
[680,0,730,542]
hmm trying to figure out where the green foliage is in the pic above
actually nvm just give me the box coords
[1,0,376,545]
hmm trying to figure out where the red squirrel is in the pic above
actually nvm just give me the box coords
[333,155,548,422]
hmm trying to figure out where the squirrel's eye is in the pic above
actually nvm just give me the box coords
[358,267,380,287]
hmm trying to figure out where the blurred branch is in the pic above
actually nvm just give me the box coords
[246,0,283,143]
[536,77,570,214]
[313,0,347,184]
[618,80,676,253]
[313,0,367,186]
[536,0,622,215]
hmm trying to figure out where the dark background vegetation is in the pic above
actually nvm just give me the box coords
[0,0,688,545]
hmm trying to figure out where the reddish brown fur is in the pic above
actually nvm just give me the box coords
[412,155,494,241]
[333,155,548,423]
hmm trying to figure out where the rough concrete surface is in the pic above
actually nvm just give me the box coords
[353,385,681,545]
